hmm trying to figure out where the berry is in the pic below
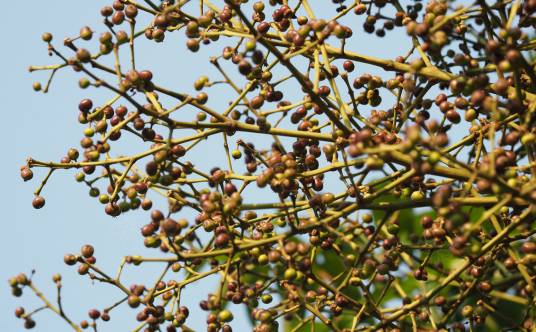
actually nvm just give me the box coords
[217,310,233,322]
[32,196,45,209]
[81,244,94,258]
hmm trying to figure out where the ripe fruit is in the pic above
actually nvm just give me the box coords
[15,307,25,318]
[81,245,94,258]
[522,242,536,254]
[63,254,78,266]
[88,309,100,319]
[186,39,199,52]
[139,70,153,81]
[20,167,33,181]
[78,99,93,112]
[24,318,36,329]
[32,196,45,209]
[125,5,138,18]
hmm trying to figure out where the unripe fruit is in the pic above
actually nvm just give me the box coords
[464,108,477,122]
[283,267,297,280]
[365,156,384,170]
[461,305,473,317]
[410,191,425,201]
[41,32,53,42]
[521,133,535,145]
[218,310,233,322]
[128,295,141,308]
[362,213,373,223]
[52,274,62,283]
[321,192,335,204]
[257,254,268,265]
[80,26,93,40]
[261,294,272,304]
[83,127,95,137]
[76,48,92,63]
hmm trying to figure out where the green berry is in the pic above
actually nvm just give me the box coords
[99,194,110,204]
[89,187,100,197]
[257,254,268,265]
[80,26,93,40]
[261,294,273,304]
[79,78,91,89]
[231,149,242,159]
[284,267,297,281]
[218,309,233,322]
[521,133,535,145]
[362,213,373,224]
[461,305,473,317]
[75,172,85,182]
[410,191,425,201]
[84,127,95,137]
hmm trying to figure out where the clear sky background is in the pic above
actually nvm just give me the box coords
[0,1,421,331]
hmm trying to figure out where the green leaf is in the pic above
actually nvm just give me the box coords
[312,250,361,301]
[284,318,331,332]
